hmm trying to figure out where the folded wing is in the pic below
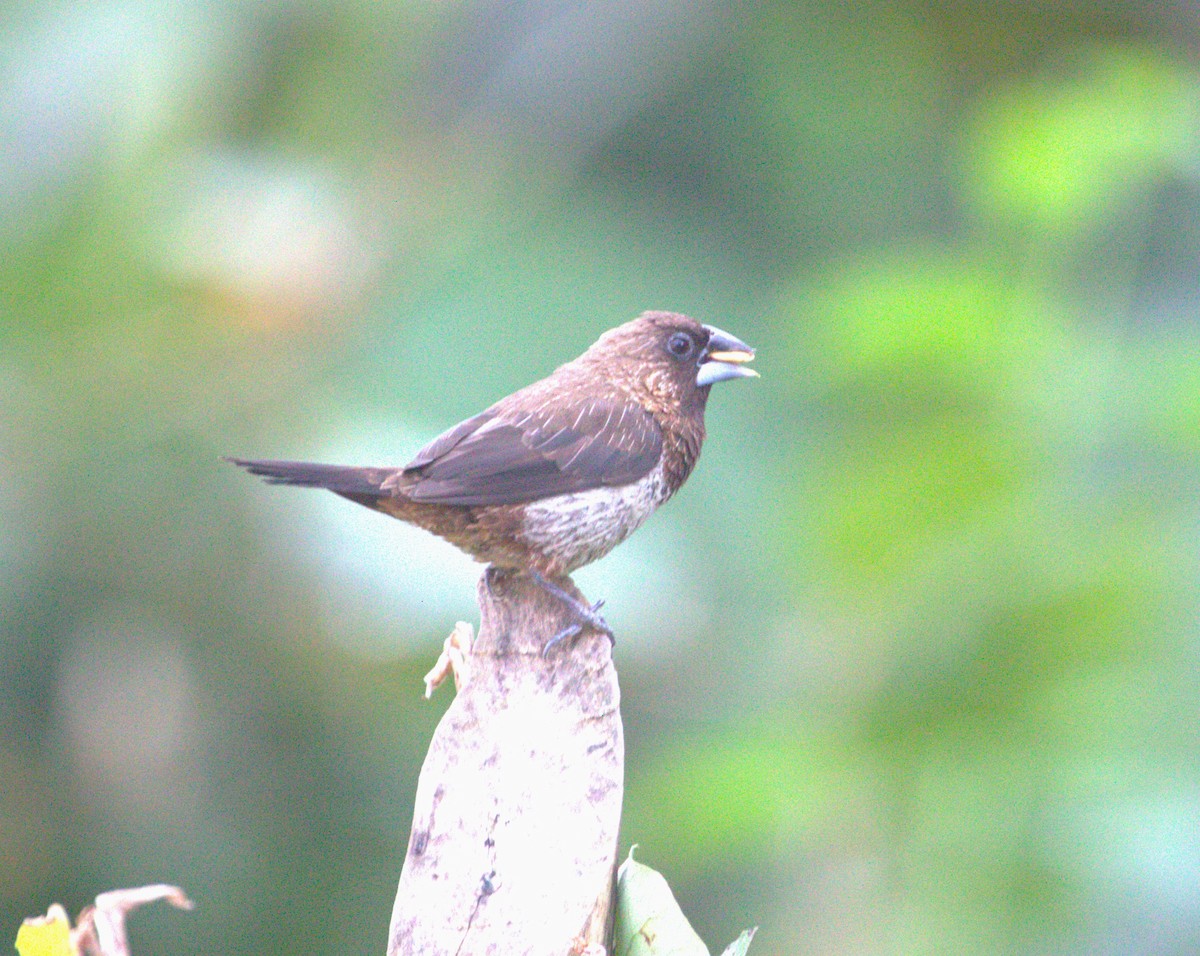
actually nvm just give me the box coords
[393,398,662,506]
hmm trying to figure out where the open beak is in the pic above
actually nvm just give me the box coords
[697,324,759,387]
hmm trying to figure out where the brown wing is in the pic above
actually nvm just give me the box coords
[391,397,662,506]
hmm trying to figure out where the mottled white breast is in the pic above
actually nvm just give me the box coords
[518,460,672,574]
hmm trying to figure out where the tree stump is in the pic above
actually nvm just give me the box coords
[387,570,624,956]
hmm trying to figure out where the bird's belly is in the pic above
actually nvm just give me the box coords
[517,466,670,575]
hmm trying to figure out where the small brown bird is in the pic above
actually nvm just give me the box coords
[229,311,756,644]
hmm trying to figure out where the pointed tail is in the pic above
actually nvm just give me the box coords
[224,457,395,505]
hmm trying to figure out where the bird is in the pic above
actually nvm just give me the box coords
[228,310,757,647]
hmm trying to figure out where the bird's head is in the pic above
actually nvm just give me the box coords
[581,311,758,415]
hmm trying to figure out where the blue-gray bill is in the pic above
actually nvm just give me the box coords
[697,324,758,387]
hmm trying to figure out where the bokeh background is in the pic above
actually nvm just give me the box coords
[4,2,1200,953]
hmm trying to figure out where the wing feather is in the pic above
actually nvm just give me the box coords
[397,396,662,506]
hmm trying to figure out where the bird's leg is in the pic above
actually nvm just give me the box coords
[528,571,614,655]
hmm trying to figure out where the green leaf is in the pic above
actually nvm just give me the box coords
[717,928,757,956]
[613,850,756,956]
[614,849,710,956]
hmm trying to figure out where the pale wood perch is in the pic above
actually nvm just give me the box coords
[387,569,624,956]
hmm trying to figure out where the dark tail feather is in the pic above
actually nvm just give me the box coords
[224,457,394,505]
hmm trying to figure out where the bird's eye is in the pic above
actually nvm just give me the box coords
[667,332,694,358]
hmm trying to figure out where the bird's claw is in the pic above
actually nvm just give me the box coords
[543,623,584,656]
[529,571,615,655]
[543,607,614,657]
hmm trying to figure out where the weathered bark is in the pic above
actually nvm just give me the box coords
[387,569,623,956]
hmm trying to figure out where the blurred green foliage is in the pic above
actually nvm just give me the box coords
[3,2,1199,954]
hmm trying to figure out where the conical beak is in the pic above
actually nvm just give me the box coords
[697,324,759,387]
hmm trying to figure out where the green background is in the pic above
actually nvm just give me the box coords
[3,2,1198,953]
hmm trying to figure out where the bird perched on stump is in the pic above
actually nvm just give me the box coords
[228,311,757,646]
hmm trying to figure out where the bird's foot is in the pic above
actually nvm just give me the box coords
[529,571,614,656]
[423,621,474,698]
